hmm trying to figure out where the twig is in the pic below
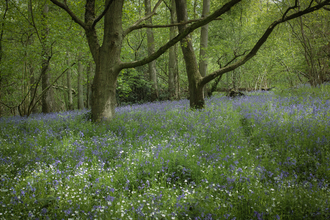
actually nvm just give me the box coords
[28,62,76,116]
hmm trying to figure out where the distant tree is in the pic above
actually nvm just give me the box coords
[41,3,54,113]
[77,53,85,109]
[168,0,180,100]
[86,61,93,109]
[175,0,330,109]
[0,0,81,116]
[0,0,9,117]
[288,9,330,86]
[145,0,159,101]
[65,51,73,110]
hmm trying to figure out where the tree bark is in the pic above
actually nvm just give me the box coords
[41,4,53,113]
[78,53,84,109]
[199,0,210,97]
[176,0,205,108]
[168,0,179,100]
[28,0,37,114]
[145,0,159,101]
[87,61,93,109]
[0,0,9,117]
[62,66,68,110]
[29,66,37,113]
[67,51,73,110]
[90,0,124,122]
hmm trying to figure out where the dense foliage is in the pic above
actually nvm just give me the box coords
[1,0,329,117]
[1,86,330,219]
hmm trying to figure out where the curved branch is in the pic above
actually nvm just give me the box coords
[200,0,330,86]
[0,101,15,109]
[282,0,299,20]
[316,0,330,10]
[27,62,76,116]
[120,0,242,70]
[224,50,249,67]
[50,0,86,29]
[123,0,163,36]
[124,18,222,34]
[92,0,115,28]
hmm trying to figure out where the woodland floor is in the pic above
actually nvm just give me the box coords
[1,86,330,219]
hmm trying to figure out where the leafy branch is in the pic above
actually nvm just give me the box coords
[49,0,87,29]
[24,62,76,117]
[200,0,330,86]
[123,0,163,36]
[124,18,222,36]
[119,0,243,70]
[0,62,76,117]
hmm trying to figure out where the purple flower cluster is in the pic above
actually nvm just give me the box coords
[0,92,330,219]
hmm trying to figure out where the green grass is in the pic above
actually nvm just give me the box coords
[0,86,330,219]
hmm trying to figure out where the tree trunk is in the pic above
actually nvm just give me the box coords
[41,4,52,113]
[92,57,120,122]
[199,0,210,97]
[41,62,52,113]
[28,0,37,114]
[62,66,68,110]
[29,67,37,113]
[0,46,2,117]
[0,0,9,117]
[67,51,73,110]
[176,0,204,108]
[77,53,84,109]
[168,0,179,100]
[90,0,124,122]
[232,70,237,91]
[0,76,2,117]
[145,0,158,101]
[208,73,223,96]
[87,61,93,109]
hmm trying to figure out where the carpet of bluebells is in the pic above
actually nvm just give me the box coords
[1,86,330,220]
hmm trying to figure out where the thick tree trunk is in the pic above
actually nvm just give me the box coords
[41,4,53,113]
[168,0,179,100]
[91,57,120,122]
[77,54,84,109]
[176,0,204,108]
[199,0,210,97]
[145,0,158,101]
[67,52,73,110]
[90,0,124,122]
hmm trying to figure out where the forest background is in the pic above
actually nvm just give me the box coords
[0,0,329,118]
[1,1,330,219]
